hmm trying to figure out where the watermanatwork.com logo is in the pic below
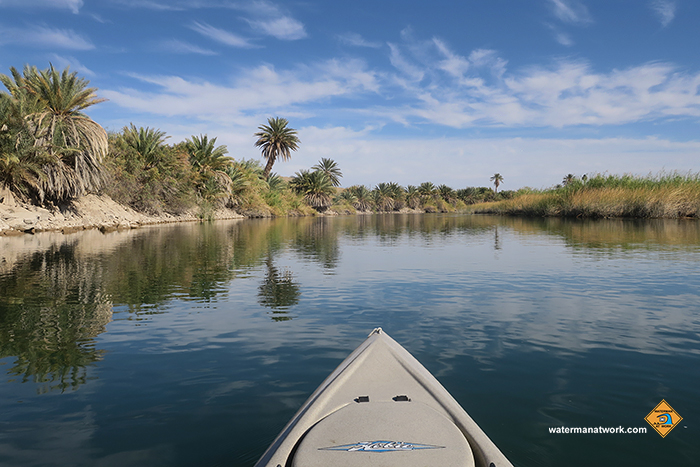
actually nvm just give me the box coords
[644,399,683,438]
[549,400,684,438]
[549,426,646,434]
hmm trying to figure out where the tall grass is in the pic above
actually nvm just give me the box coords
[471,172,700,219]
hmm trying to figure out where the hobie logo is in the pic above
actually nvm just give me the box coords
[645,400,683,438]
[321,441,444,452]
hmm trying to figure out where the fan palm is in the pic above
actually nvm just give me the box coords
[490,173,504,193]
[254,117,300,180]
[312,158,342,187]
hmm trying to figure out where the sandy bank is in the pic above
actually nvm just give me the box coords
[0,189,244,236]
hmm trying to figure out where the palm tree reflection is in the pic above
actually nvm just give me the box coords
[258,257,301,321]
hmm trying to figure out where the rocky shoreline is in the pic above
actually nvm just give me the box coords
[0,190,245,236]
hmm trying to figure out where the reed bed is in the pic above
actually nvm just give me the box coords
[472,173,700,219]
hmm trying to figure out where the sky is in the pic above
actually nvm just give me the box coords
[1,0,699,190]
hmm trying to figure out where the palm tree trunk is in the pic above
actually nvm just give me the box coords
[262,157,275,180]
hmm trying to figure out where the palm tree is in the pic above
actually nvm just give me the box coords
[437,184,456,203]
[1,86,46,199]
[490,173,504,193]
[1,64,108,202]
[405,185,421,209]
[563,174,575,186]
[185,134,233,203]
[254,117,300,180]
[418,181,437,200]
[290,169,334,210]
[372,182,397,211]
[312,157,342,187]
[121,124,169,169]
[345,185,372,211]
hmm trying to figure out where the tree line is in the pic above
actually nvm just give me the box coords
[2,64,515,217]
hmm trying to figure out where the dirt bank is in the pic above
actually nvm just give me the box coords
[0,189,244,235]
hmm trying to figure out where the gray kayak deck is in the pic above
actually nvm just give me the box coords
[254,328,514,467]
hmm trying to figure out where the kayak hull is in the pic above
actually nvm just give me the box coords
[254,328,514,467]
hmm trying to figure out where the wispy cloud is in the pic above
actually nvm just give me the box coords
[337,33,382,48]
[239,1,307,40]
[546,23,574,46]
[0,0,83,14]
[189,21,256,48]
[380,34,700,129]
[104,31,700,135]
[108,0,187,11]
[388,43,425,82]
[156,39,218,55]
[547,0,592,24]
[651,0,676,27]
[0,24,94,49]
[102,59,379,119]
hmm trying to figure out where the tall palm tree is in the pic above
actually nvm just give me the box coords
[312,157,342,187]
[562,174,575,186]
[490,173,504,193]
[254,117,300,180]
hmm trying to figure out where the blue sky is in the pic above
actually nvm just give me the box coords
[1,0,699,189]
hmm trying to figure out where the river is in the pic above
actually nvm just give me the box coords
[0,214,698,466]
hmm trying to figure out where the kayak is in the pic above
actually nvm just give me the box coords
[254,328,514,467]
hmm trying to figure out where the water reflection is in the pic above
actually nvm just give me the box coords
[258,256,301,320]
[0,241,111,393]
[1,214,699,395]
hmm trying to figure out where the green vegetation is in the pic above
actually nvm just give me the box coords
[329,181,510,214]
[4,65,697,222]
[0,64,107,203]
[471,172,700,219]
[0,64,316,218]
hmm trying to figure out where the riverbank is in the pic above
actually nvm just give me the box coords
[0,188,446,236]
[0,190,246,236]
[469,173,700,219]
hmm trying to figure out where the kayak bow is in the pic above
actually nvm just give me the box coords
[254,328,514,467]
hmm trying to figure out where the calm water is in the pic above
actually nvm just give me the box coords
[0,214,698,466]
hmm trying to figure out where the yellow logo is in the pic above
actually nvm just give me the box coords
[645,400,683,438]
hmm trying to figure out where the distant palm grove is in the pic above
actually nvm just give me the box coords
[3,65,698,220]
[1,64,511,218]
